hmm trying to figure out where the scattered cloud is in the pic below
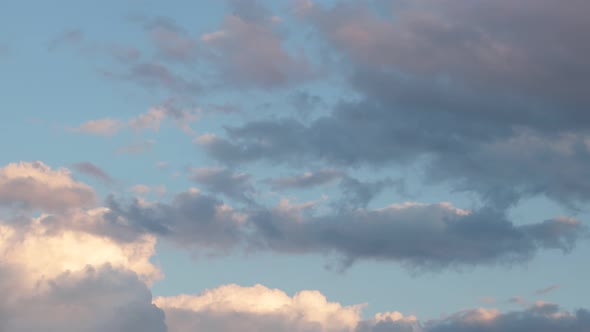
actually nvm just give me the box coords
[71,162,114,184]
[535,284,561,296]
[69,118,123,136]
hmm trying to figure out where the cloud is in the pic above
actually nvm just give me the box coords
[155,283,364,332]
[129,102,201,135]
[104,190,586,271]
[0,194,165,331]
[268,169,344,190]
[71,162,114,184]
[145,17,199,62]
[69,118,123,136]
[301,0,590,107]
[104,190,246,252]
[267,169,402,208]
[0,161,96,212]
[189,167,255,204]
[197,0,590,211]
[0,265,167,332]
[508,297,528,305]
[201,7,314,88]
[426,302,590,332]
[102,62,200,96]
[130,184,167,196]
[535,284,561,296]
[0,210,161,284]
[155,284,590,332]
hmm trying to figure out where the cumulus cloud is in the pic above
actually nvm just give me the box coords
[0,210,161,284]
[0,265,167,332]
[155,284,590,332]
[0,161,96,212]
[155,283,364,332]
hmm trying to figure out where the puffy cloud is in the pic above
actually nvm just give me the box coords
[0,210,161,284]
[0,188,165,331]
[0,265,166,332]
[155,283,364,332]
[69,118,123,136]
[0,161,96,212]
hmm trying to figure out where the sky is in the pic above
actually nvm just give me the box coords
[1,0,590,331]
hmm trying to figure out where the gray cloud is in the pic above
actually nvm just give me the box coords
[535,284,561,296]
[426,303,590,332]
[0,265,166,332]
[145,17,199,63]
[103,190,586,271]
[196,0,590,211]
[71,162,114,184]
[200,5,315,88]
[189,167,255,204]
[268,169,344,190]
[102,62,200,96]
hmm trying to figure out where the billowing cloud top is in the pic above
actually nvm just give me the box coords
[2,0,590,330]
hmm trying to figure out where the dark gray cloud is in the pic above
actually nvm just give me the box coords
[102,190,586,271]
[196,0,590,210]
[104,190,244,250]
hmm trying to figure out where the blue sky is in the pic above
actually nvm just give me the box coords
[1,1,589,331]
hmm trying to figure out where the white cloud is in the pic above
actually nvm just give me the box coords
[0,161,96,212]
